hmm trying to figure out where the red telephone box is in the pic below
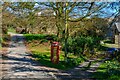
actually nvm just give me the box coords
[51,42,60,64]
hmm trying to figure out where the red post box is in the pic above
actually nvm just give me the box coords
[51,42,60,64]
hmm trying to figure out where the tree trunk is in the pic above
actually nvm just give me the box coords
[64,2,69,62]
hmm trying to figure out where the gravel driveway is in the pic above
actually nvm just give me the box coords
[1,33,55,80]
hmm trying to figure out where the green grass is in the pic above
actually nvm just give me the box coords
[24,34,86,70]
[31,51,85,70]
[101,39,119,48]
[103,43,119,48]
[26,41,85,70]
[8,27,16,33]
[92,60,120,80]
[32,51,66,70]
[103,40,113,44]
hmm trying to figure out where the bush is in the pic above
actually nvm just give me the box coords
[67,57,84,66]
[24,34,46,41]
[41,39,48,43]
[105,60,120,79]
[92,60,120,79]
[24,34,57,41]
[63,36,100,55]
[45,35,57,41]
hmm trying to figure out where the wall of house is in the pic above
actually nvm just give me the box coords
[115,33,120,48]
[118,33,120,48]
[115,28,119,44]
[115,35,119,44]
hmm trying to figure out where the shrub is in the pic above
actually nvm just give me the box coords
[24,34,46,41]
[63,36,100,55]
[24,34,57,41]
[67,57,84,66]
[41,39,48,43]
[105,60,120,79]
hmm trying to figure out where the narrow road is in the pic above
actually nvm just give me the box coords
[1,33,54,80]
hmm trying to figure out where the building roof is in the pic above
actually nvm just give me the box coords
[115,22,120,33]
[37,9,55,16]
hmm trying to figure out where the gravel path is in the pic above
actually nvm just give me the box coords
[52,58,105,80]
[1,33,55,80]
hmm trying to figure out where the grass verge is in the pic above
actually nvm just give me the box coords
[92,59,120,80]
[8,27,16,33]
[25,39,85,70]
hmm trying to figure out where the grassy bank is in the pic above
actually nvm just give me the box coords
[25,41,86,70]
[92,59,120,80]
